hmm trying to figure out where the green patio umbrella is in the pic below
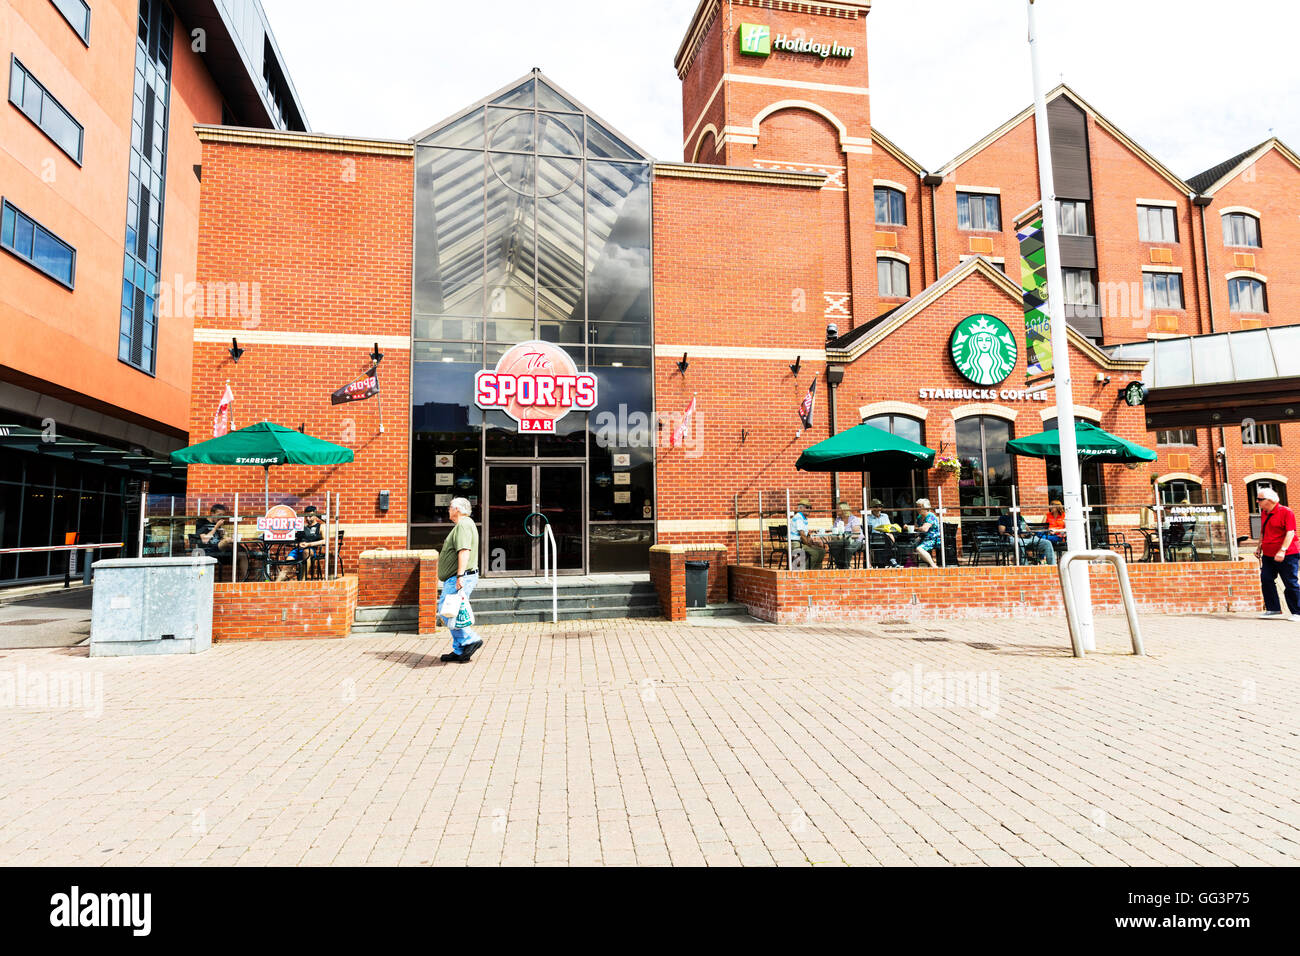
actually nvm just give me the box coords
[796,422,937,472]
[170,421,355,508]
[1005,420,1157,463]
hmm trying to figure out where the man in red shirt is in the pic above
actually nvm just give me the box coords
[1254,487,1300,620]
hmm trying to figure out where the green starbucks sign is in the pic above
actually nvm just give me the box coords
[950,314,1018,386]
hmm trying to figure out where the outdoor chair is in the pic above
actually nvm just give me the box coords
[1105,531,1133,563]
[1162,521,1198,562]
[766,525,789,568]
[1137,528,1160,562]
[967,524,1011,566]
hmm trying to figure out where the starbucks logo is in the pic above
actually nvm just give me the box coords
[950,314,1018,386]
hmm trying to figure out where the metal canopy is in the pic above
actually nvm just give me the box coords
[1140,328,1300,429]
[0,424,180,482]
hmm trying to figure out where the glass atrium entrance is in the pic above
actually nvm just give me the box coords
[410,71,654,574]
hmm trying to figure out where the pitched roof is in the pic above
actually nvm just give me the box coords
[934,84,1190,194]
[1186,138,1300,196]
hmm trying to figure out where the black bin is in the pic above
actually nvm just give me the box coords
[685,560,710,608]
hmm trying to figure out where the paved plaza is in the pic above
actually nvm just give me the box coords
[1,609,1297,866]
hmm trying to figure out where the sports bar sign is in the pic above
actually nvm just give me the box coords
[474,341,598,433]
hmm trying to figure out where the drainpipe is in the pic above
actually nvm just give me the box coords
[923,174,944,283]
[826,360,845,507]
[1193,193,1227,495]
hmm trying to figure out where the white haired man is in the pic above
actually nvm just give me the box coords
[439,497,484,662]
[1254,487,1300,621]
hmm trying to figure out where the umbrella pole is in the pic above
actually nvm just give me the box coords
[264,465,269,512]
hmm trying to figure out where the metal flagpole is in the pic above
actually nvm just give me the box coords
[1028,0,1095,650]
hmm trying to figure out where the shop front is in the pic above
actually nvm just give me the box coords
[409,74,656,574]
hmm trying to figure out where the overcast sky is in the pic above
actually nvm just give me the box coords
[260,0,1299,179]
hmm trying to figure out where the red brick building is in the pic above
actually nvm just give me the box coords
[184,0,1300,573]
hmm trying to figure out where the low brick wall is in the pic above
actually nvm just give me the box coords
[357,549,435,607]
[212,575,359,641]
[650,544,729,621]
[419,554,441,634]
[729,560,1261,624]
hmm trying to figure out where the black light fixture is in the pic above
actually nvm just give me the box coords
[370,342,384,365]
[740,428,749,443]
[789,356,802,376]
[677,353,689,375]
[228,337,244,363]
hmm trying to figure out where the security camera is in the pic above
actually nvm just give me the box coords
[1216,447,1226,458]
[826,323,839,340]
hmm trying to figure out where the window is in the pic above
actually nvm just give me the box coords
[1242,422,1281,446]
[1159,480,1203,505]
[1137,205,1177,243]
[956,416,1016,517]
[957,192,1001,231]
[863,414,924,446]
[863,415,925,525]
[1156,429,1197,446]
[1248,479,1288,538]
[1143,271,1185,310]
[1222,212,1261,248]
[1063,268,1095,306]
[49,0,91,44]
[1057,199,1089,236]
[1,199,76,287]
[8,57,83,163]
[877,257,909,297]
[874,186,906,226]
[1228,277,1267,313]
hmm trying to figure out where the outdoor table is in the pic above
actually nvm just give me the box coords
[821,533,863,569]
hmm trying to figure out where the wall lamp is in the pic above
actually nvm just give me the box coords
[789,356,802,376]
[228,337,244,363]
[677,353,689,375]
[370,342,384,365]
[740,428,749,443]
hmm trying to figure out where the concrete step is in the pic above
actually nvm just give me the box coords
[471,583,657,601]
[469,593,660,613]
[472,605,664,625]
[686,602,751,618]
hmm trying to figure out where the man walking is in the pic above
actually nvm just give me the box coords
[1255,487,1300,621]
[439,497,484,662]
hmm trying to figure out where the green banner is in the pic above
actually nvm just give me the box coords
[1017,216,1053,380]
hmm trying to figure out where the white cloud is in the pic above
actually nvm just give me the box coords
[261,0,1299,179]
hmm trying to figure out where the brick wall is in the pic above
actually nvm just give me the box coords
[212,575,358,640]
[357,549,430,607]
[730,560,1260,624]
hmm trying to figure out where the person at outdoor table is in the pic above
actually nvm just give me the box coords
[276,505,327,581]
[195,503,233,556]
[1044,500,1067,545]
[996,509,1056,565]
[866,499,901,567]
[788,496,825,570]
[830,502,864,568]
[1254,487,1300,621]
[913,498,941,568]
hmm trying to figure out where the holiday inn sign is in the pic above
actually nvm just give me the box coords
[738,23,855,59]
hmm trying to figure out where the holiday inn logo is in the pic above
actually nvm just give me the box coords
[738,23,853,59]
[739,23,770,55]
[951,314,1018,386]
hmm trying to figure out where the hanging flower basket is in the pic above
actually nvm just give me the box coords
[935,454,962,477]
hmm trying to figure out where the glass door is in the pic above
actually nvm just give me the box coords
[485,463,585,575]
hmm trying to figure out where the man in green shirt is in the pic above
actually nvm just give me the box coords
[439,497,483,663]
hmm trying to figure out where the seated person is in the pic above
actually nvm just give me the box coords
[997,509,1057,565]
[1044,500,1067,545]
[788,496,825,570]
[195,504,233,556]
[277,506,327,580]
[830,502,864,568]
[865,499,901,566]
[913,498,942,568]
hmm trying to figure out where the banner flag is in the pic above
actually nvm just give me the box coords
[671,396,696,448]
[797,378,817,436]
[1017,214,1054,380]
[213,384,234,438]
[331,367,380,405]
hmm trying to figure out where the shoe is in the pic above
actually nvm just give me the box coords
[440,651,467,663]
[1290,614,1300,622]
[461,639,484,660]
[1259,611,1284,619]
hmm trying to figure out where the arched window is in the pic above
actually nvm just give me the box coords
[863,414,925,523]
[1158,478,1203,505]
[877,257,909,298]
[1247,479,1288,538]
[1222,212,1261,248]
[874,187,906,226]
[956,415,1015,517]
[1229,277,1267,313]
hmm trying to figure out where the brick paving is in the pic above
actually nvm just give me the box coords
[0,611,1297,866]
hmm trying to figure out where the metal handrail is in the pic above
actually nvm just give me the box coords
[1057,550,1145,659]
[525,512,558,624]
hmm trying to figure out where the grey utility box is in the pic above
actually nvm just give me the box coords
[90,556,216,657]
